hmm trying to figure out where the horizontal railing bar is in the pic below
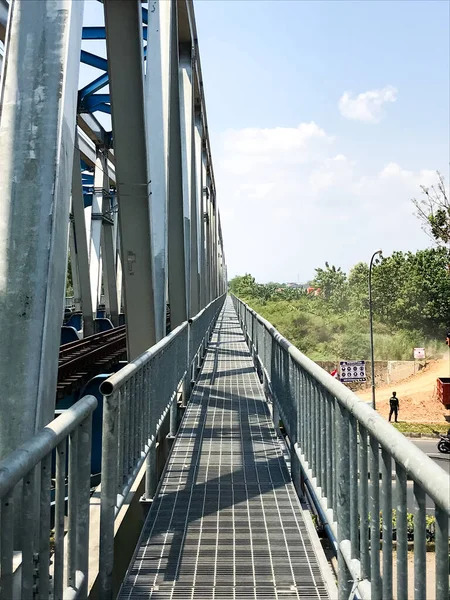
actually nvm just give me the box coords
[233,296,450,513]
[0,395,97,498]
[189,293,226,325]
[100,321,188,396]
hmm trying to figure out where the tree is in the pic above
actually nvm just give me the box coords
[347,262,369,315]
[228,274,257,298]
[372,248,450,337]
[412,171,450,248]
[312,262,348,311]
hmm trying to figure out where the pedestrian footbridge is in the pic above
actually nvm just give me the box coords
[119,299,331,599]
[0,1,449,598]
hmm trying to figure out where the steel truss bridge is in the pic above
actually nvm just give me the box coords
[0,2,449,600]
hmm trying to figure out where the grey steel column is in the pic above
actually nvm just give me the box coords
[89,154,106,316]
[0,0,83,457]
[146,0,172,341]
[179,44,194,318]
[68,214,81,312]
[193,110,203,313]
[115,225,124,314]
[72,148,94,336]
[101,220,119,326]
[167,0,187,329]
[101,193,119,326]
[104,0,156,360]
[202,169,211,305]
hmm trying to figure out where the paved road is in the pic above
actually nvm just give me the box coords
[411,439,450,475]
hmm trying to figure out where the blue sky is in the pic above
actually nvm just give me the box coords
[79,1,449,284]
[194,0,449,282]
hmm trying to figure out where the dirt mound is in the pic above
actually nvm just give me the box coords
[357,358,450,423]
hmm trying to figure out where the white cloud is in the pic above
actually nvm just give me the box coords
[339,86,398,123]
[220,122,333,174]
[215,122,437,283]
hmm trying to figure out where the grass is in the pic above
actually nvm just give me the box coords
[392,422,449,435]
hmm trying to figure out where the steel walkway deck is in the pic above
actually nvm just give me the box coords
[119,299,331,600]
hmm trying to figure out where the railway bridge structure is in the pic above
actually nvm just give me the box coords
[0,2,449,599]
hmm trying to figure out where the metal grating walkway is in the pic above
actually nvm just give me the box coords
[119,298,330,600]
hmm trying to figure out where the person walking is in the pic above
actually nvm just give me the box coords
[388,391,399,422]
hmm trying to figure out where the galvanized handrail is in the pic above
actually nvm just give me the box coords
[232,294,450,600]
[0,395,97,600]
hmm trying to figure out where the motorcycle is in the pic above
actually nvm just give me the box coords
[437,434,450,454]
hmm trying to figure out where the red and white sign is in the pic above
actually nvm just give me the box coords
[413,347,425,359]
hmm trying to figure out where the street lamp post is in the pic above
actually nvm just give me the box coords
[369,249,382,410]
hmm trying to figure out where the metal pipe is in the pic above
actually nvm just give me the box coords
[359,425,370,580]
[348,415,358,560]
[413,483,426,600]
[435,505,449,599]
[336,403,352,599]
[381,447,393,599]
[54,442,67,600]
[100,391,119,600]
[396,463,408,600]
[0,395,97,498]
[77,417,92,600]
[0,492,14,600]
[38,454,52,600]
[68,428,79,589]
[21,468,35,600]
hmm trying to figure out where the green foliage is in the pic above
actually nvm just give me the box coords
[372,247,450,337]
[231,245,449,361]
[392,422,449,435]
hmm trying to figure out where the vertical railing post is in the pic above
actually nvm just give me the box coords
[77,416,92,600]
[100,393,119,600]
[413,483,426,600]
[369,435,382,600]
[359,425,370,581]
[336,402,352,599]
[381,447,393,599]
[435,505,449,599]
[349,415,359,560]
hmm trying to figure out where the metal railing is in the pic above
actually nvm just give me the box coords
[0,395,97,600]
[0,295,225,600]
[189,295,226,379]
[97,293,225,599]
[232,295,450,600]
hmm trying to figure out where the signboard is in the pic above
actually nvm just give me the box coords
[414,347,425,359]
[339,360,367,382]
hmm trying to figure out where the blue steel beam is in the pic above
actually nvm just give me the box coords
[82,94,111,113]
[80,49,108,71]
[78,72,109,101]
[82,26,147,41]
[78,46,147,103]
[82,26,106,40]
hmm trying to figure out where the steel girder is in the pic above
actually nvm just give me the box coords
[0,0,227,452]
